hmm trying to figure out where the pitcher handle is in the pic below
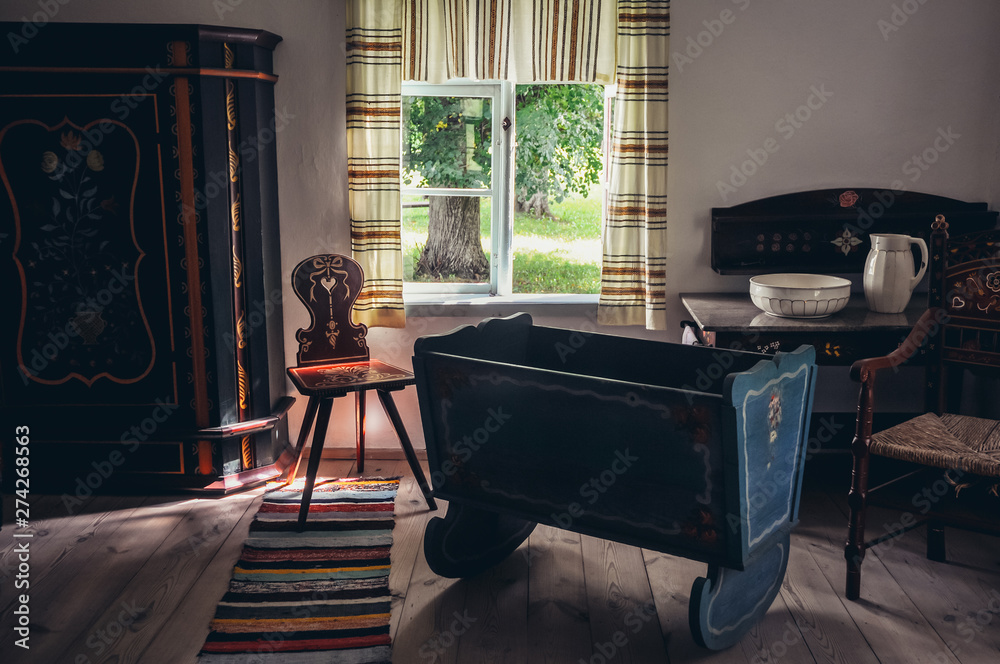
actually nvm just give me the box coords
[910,236,928,291]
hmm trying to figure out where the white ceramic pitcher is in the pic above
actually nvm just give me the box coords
[863,233,927,313]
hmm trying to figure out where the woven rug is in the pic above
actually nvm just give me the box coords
[197,477,400,664]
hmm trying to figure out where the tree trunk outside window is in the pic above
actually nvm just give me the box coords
[416,197,488,280]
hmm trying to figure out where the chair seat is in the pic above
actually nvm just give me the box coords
[872,412,1000,478]
[287,359,415,397]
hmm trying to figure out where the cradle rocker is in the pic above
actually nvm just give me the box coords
[412,314,817,650]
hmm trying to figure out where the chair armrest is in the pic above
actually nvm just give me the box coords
[849,308,945,384]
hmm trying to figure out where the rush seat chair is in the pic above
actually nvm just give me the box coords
[845,216,1000,600]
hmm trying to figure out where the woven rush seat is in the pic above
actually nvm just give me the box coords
[871,412,1000,479]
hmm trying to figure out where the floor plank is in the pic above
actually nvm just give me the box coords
[133,489,264,664]
[2,496,195,662]
[527,525,592,664]
[51,492,259,664]
[387,460,436,644]
[799,491,962,664]
[850,504,1000,664]
[581,535,670,663]
[453,543,530,664]
[0,494,135,617]
[392,499,465,664]
[777,530,879,664]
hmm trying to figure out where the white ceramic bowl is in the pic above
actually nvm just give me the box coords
[749,273,851,318]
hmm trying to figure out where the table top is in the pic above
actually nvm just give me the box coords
[680,292,926,333]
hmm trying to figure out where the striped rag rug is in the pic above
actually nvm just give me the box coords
[197,477,400,664]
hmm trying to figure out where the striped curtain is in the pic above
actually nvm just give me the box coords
[346,0,406,327]
[403,0,617,84]
[598,1,669,329]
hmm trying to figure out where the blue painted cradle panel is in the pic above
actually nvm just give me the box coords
[723,346,817,562]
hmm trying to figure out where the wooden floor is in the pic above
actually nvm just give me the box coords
[2,458,1000,664]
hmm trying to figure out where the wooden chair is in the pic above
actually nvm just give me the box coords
[845,215,1000,600]
[286,254,436,527]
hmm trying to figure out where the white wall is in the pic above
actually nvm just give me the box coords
[5,0,999,454]
[669,0,1000,325]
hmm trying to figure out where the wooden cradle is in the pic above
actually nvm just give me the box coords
[412,314,817,649]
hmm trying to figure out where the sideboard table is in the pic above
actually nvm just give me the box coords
[681,292,927,456]
[680,293,926,366]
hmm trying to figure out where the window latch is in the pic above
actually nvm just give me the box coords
[502,117,511,131]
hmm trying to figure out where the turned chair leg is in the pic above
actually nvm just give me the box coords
[927,520,947,562]
[298,398,334,530]
[845,440,870,601]
[356,391,366,473]
[377,389,437,510]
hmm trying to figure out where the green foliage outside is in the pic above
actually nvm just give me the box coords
[402,95,492,189]
[513,84,604,206]
[401,84,604,291]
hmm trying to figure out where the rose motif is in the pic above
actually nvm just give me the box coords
[60,130,82,151]
[839,190,859,207]
[86,149,104,171]
[41,151,58,173]
[986,272,1000,292]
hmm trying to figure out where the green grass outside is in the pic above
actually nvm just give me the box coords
[401,194,601,293]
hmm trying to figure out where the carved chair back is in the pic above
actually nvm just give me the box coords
[291,254,370,366]
[927,215,1000,414]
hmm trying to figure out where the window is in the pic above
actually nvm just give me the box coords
[401,81,605,297]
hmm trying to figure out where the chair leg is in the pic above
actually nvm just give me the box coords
[376,389,437,511]
[927,521,947,562]
[845,444,870,601]
[299,398,334,530]
[287,396,320,482]
[356,391,366,473]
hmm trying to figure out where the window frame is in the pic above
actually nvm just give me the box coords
[400,80,515,296]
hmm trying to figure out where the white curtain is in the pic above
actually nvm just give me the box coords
[403,0,617,84]
[598,1,669,329]
[346,0,406,327]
